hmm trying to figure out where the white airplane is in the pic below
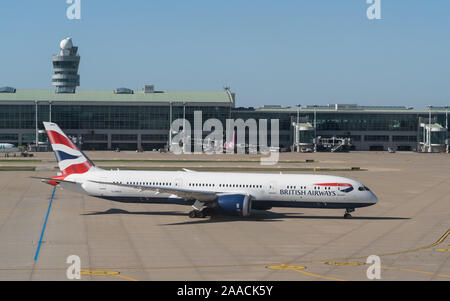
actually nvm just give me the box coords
[35,122,378,219]
[0,143,20,154]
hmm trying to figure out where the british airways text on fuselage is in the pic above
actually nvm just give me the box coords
[279,189,337,197]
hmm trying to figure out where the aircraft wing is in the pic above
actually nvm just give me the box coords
[88,180,219,202]
[30,176,78,184]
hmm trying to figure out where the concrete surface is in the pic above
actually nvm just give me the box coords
[0,152,449,281]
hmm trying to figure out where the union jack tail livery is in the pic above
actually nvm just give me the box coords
[43,122,95,175]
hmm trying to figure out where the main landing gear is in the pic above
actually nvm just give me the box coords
[344,208,355,219]
[188,208,214,219]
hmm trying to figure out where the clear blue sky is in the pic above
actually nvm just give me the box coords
[0,0,449,108]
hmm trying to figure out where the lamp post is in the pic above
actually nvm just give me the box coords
[49,101,52,123]
[446,105,450,153]
[183,102,187,153]
[445,105,448,130]
[35,101,38,150]
[296,104,301,152]
[428,105,433,153]
[169,101,172,148]
[313,105,318,141]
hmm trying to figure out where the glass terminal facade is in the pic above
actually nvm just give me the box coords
[0,89,234,150]
[0,90,449,151]
[232,107,450,152]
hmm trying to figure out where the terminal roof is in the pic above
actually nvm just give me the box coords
[0,89,234,104]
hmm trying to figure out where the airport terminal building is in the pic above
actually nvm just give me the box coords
[0,87,449,152]
[0,88,235,151]
[237,104,449,152]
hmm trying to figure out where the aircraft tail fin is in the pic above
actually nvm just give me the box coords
[43,122,95,176]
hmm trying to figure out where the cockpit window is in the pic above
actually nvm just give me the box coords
[359,186,371,192]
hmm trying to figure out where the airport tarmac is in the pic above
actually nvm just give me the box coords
[0,151,449,281]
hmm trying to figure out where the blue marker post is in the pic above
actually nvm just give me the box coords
[34,186,56,261]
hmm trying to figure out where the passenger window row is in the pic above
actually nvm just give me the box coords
[287,186,313,190]
[124,182,172,186]
[116,181,264,190]
[188,183,263,189]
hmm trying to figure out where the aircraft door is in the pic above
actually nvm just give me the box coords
[174,178,183,189]
[98,177,107,196]
[268,181,277,195]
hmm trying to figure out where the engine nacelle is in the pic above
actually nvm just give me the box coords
[217,194,252,217]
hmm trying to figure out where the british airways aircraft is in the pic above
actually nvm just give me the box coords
[35,122,378,219]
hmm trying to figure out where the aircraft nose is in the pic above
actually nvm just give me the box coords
[369,191,378,203]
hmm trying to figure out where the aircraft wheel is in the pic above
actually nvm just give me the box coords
[203,208,215,217]
[189,210,198,219]
[344,213,352,219]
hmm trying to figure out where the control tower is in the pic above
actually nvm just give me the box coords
[51,37,80,93]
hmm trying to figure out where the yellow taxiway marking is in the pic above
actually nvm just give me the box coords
[267,262,450,281]
[114,274,140,281]
[323,261,450,280]
[3,230,445,281]
[82,269,139,281]
[380,266,450,279]
[295,270,347,282]
[1,200,447,282]
[267,264,346,281]
[325,261,365,266]
[323,262,450,280]
[91,262,279,271]
[313,229,450,263]
[81,269,119,276]
[0,268,138,281]
[267,229,450,281]
[267,264,305,271]
[82,269,140,281]
[425,230,450,248]
[0,263,279,273]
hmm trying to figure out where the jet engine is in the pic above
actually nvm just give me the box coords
[217,194,252,217]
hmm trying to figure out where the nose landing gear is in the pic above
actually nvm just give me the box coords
[344,208,355,219]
